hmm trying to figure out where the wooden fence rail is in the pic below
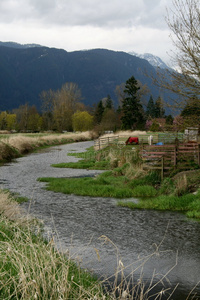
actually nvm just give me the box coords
[140,142,200,179]
[94,133,185,150]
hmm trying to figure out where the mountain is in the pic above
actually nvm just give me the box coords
[0,42,175,112]
[0,41,42,49]
[129,51,169,69]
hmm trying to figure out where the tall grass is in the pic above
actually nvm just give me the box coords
[0,131,97,162]
[0,218,104,299]
[0,189,105,299]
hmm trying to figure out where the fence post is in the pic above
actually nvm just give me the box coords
[198,144,200,167]
[161,156,164,180]
[174,138,179,167]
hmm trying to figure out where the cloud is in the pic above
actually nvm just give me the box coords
[0,0,169,28]
[0,0,174,63]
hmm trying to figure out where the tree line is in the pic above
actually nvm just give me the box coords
[0,75,198,133]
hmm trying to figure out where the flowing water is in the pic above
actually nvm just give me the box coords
[1,141,200,299]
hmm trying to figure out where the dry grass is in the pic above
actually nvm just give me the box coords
[100,130,147,139]
[0,189,24,222]
[0,190,105,300]
[0,131,97,161]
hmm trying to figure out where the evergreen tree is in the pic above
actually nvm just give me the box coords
[104,94,113,110]
[146,95,155,118]
[181,97,200,117]
[94,100,104,124]
[165,114,174,125]
[121,76,145,130]
[155,96,165,118]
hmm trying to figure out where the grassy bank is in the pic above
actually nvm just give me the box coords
[0,131,97,162]
[0,190,185,299]
[0,190,105,299]
[42,145,200,220]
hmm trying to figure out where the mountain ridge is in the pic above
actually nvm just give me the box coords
[0,42,174,113]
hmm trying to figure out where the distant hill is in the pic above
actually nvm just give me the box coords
[0,42,175,113]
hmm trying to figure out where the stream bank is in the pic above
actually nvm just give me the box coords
[1,141,200,299]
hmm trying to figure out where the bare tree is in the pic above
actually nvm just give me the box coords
[156,0,200,110]
[40,82,82,131]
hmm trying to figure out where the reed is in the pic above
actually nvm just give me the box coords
[0,131,96,162]
[0,190,105,299]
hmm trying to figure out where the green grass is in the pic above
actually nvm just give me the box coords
[131,185,158,197]
[118,192,200,219]
[52,160,110,170]
[38,172,135,198]
[52,146,111,170]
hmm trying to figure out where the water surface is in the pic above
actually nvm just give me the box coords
[1,141,200,299]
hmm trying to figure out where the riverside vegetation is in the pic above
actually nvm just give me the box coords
[1,132,200,299]
[40,142,200,221]
[0,132,108,299]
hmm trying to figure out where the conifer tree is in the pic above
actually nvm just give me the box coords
[104,94,113,110]
[146,95,155,118]
[121,76,145,130]
[154,96,165,118]
[94,100,104,124]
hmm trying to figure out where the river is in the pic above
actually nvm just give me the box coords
[1,141,200,299]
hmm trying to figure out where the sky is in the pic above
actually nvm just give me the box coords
[0,0,175,65]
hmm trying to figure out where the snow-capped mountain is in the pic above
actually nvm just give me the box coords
[129,51,169,69]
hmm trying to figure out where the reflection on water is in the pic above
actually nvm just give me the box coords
[0,141,200,299]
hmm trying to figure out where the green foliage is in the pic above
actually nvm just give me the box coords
[121,76,146,130]
[128,171,161,188]
[165,114,174,125]
[113,163,130,176]
[154,96,165,118]
[104,94,113,110]
[146,95,155,118]
[0,142,20,161]
[94,100,104,124]
[159,178,175,195]
[181,97,200,117]
[150,120,160,132]
[72,111,93,131]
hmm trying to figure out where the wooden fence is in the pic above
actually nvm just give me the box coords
[94,135,119,150]
[94,133,185,150]
[140,142,200,179]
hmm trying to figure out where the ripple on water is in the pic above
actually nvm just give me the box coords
[1,141,200,298]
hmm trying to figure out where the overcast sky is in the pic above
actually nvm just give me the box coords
[0,0,175,64]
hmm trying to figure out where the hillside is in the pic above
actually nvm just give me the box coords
[0,43,173,112]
